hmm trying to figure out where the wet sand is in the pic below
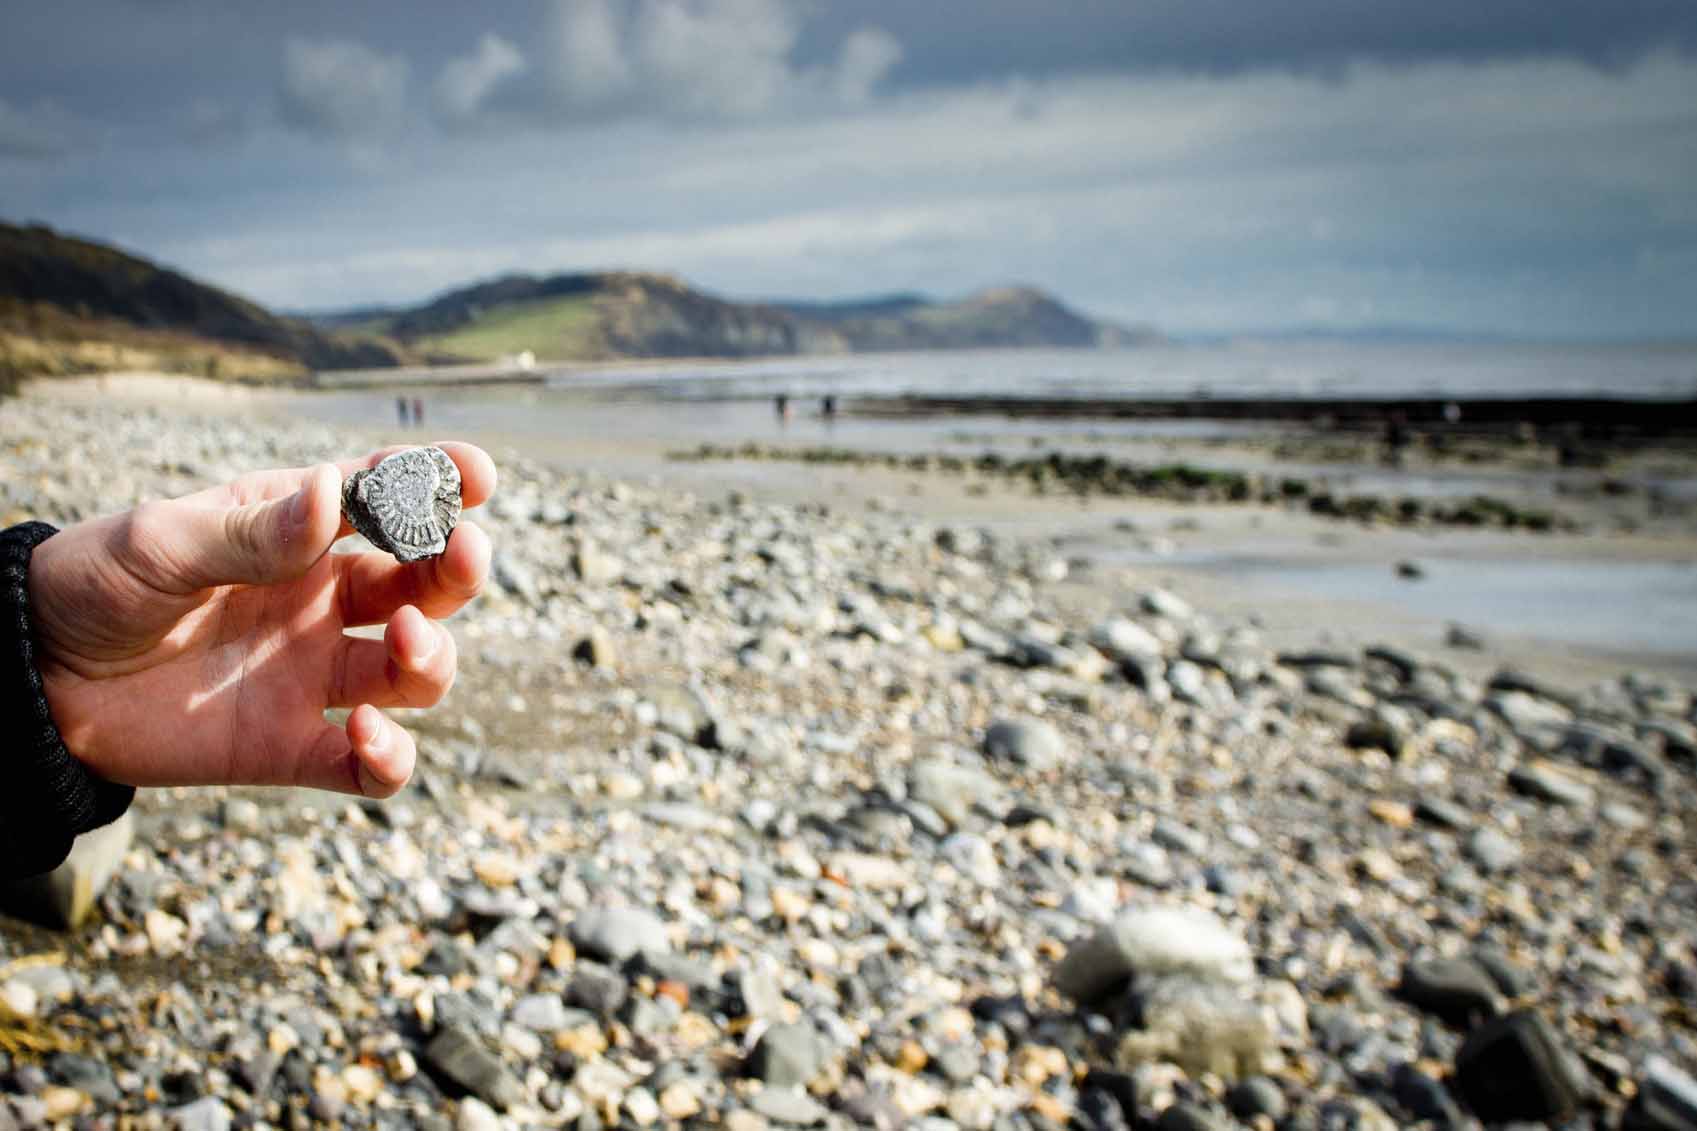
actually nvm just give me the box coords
[33,372,1697,686]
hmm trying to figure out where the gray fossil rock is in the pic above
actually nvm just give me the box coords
[341,446,462,562]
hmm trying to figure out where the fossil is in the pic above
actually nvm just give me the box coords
[340,446,462,562]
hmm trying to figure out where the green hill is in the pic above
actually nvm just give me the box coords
[316,273,1145,363]
[0,221,409,381]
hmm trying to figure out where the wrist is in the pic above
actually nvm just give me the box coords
[0,521,134,876]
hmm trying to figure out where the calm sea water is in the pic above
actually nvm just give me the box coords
[284,341,1697,668]
[533,341,1697,403]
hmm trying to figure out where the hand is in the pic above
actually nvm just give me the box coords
[26,443,497,798]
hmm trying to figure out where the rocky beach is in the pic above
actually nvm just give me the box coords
[1,386,1695,1130]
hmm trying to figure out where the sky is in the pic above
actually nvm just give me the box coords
[2,1,1695,339]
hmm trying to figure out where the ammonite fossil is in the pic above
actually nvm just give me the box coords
[340,446,462,562]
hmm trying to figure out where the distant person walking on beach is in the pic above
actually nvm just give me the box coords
[0,443,498,877]
[396,396,410,427]
[412,397,425,428]
[821,395,837,421]
[775,394,791,422]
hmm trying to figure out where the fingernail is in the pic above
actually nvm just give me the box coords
[409,626,440,667]
[288,481,313,528]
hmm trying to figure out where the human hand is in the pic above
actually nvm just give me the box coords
[26,443,496,798]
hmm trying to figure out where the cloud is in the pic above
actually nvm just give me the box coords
[532,0,901,119]
[181,98,254,147]
[435,32,526,124]
[833,28,903,105]
[176,51,1697,339]
[278,36,409,139]
[0,98,85,159]
[541,0,635,108]
[14,25,1696,340]
[631,0,804,116]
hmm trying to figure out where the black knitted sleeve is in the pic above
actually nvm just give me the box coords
[0,522,135,878]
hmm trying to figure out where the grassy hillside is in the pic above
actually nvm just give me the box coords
[345,272,833,362]
[0,221,409,381]
[317,273,1140,363]
[418,294,601,359]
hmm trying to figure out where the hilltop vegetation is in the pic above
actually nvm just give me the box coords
[0,221,407,383]
[314,272,1147,363]
[0,220,1149,381]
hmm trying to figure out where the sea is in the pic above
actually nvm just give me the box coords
[522,340,1697,404]
[288,341,1697,671]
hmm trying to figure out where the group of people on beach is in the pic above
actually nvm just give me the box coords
[396,396,425,428]
[774,394,836,422]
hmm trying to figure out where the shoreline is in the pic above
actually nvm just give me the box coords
[843,392,1697,438]
[14,370,1697,684]
[2,383,1695,1128]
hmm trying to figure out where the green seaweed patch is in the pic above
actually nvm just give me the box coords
[669,443,1577,532]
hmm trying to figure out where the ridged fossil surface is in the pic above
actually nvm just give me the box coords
[340,446,462,562]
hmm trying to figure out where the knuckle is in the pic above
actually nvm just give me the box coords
[115,501,184,591]
[121,501,171,557]
[220,505,267,569]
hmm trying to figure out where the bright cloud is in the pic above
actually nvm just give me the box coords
[533,0,901,119]
[435,33,526,124]
[278,36,409,139]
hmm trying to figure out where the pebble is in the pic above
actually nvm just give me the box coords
[567,963,629,1015]
[570,906,670,962]
[1508,760,1596,807]
[750,1087,829,1126]
[982,717,1067,771]
[1118,975,1275,1078]
[1466,826,1524,873]
[1,399,1689,1131]
[1414,797,1473,831]
[0,980,37,1019]
[1627,1055,1697,1131]
[1224,1076,1287,1121]
[1054,906,1254,1004]
[909,759,1001,828]
[658,1081,703,1120]
[623,1086,661,1126]
[1396,957,1503,1027]
[1452,1009,1586,1122]
[425,1025,527,1111]
[1156,1101,1225,1131]
[826,851,910,889]
[747,1023,828,1087]
[220,797,263,833]
[512,993,572,1032]
[1141,589,1193,620]
[456,1097,503,1131]
[170,1096,233,1131]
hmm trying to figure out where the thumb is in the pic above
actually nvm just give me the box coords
[156,463,341,592]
